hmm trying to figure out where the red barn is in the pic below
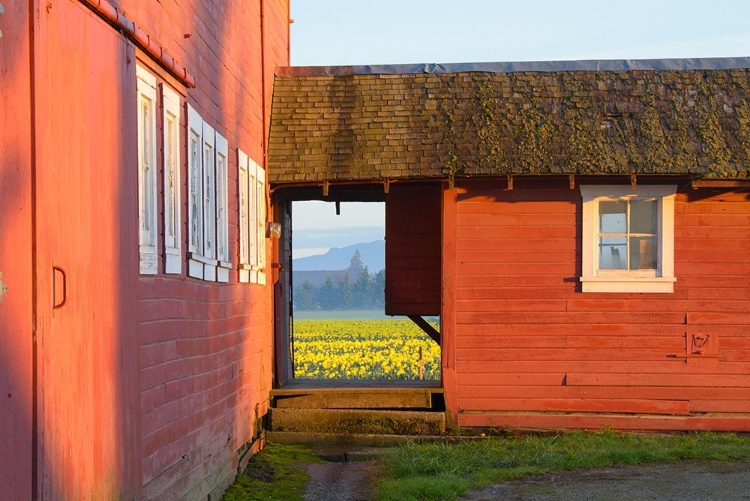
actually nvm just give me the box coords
[268,60,750,432]
[1,0,289,498]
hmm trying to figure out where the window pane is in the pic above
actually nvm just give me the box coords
[599,236,627,270]
[631,199,657,234]
[629,236,657,270]
[599,201,626,233]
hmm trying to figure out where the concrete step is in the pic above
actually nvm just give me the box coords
[266,431,448,448]
[271,387,442,410]
[268,408,445,436]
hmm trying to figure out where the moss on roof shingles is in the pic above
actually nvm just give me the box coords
[268,68,750,184]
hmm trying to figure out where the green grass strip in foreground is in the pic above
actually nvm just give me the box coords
[376,431,750,501]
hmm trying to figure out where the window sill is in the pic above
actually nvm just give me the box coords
[580,276,676,293]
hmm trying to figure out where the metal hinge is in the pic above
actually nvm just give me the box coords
[0,271,7,304]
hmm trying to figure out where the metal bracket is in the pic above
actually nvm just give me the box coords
[0,271,7,304]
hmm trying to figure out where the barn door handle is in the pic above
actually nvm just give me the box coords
[52,266,67,309]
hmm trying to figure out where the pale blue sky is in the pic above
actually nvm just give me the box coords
[291,0,750,66]
[289,1,750,255]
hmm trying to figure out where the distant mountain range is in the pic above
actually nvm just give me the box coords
[293,240,384,272]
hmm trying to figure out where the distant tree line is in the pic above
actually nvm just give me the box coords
[294,250,385,311]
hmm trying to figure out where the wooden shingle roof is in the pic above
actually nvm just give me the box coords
[268,59,750,184]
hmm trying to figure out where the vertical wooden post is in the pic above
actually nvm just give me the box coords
[441,183,459,428]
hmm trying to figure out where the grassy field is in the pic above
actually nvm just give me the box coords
[292,318,441,380]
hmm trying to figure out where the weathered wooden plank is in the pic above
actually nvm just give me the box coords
[458,398,689,415]
[455,360,750,374]
[686,288,750,300]
[687,312,750,325]
[676,201,750,214]
[458,337,684,354]
[457,237,575,252]
[458,262,577,276]
[456,323,687,338]
[456,299,568,312]
[457,287,572,300]
[675,238,750,251]
[458,385,750,401]
[457,213,576,227]
[456,250,578,264]
[456,311,687,325]
[458,413,750,432]
[457,200,577,215]
[675,226,750,239]
[458,225,577,239]
[568,373,750,387]
[678,214,750,226]
[457,275,573,288]
[455,350,682,364]
[457,373,567,386]
[689,400,750,413]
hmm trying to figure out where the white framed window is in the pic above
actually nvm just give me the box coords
[186,104,231,282]
[580,185,676,293]
[238,149,267,284]
[162,85,182,274]
[215,134,231,283]
[136,65,158,275]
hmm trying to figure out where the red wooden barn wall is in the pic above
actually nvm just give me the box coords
[385,183,442,316]
[32,2,141,498]
[119,0,291,499]
[0,2,34,499]
[447,178,750,431]
[0,0,289,499]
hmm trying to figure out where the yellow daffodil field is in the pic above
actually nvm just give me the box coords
[292,319,441,380]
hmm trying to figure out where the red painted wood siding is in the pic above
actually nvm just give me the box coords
[34,2,141,498]
[0,2,33,498]
[453,179,750,431]
[385,183,442,316]
[121,1,291,499]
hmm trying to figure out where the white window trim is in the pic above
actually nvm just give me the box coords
[162,85,182,274]
[580,185,676,293]
[136,65,158,275]
[238,150,266,284]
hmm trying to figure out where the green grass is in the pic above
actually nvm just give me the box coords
[222,443,323,501]
[222,432,750,501]
[375,431,750,501]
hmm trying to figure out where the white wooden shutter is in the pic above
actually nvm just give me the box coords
[136,65,158,275]
[256,165,267,285]
[187,104,204,278]
[162,85,182,274]
[238,150,251,283]
[216,133,230,283]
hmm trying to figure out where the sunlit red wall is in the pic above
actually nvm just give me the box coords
[116,1,291,498]
[0,2,33,499]
[444,178,750,431]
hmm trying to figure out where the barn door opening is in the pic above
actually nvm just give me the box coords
[275,184,442,385]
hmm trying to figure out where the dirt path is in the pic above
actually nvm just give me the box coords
[302,460,378,501]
